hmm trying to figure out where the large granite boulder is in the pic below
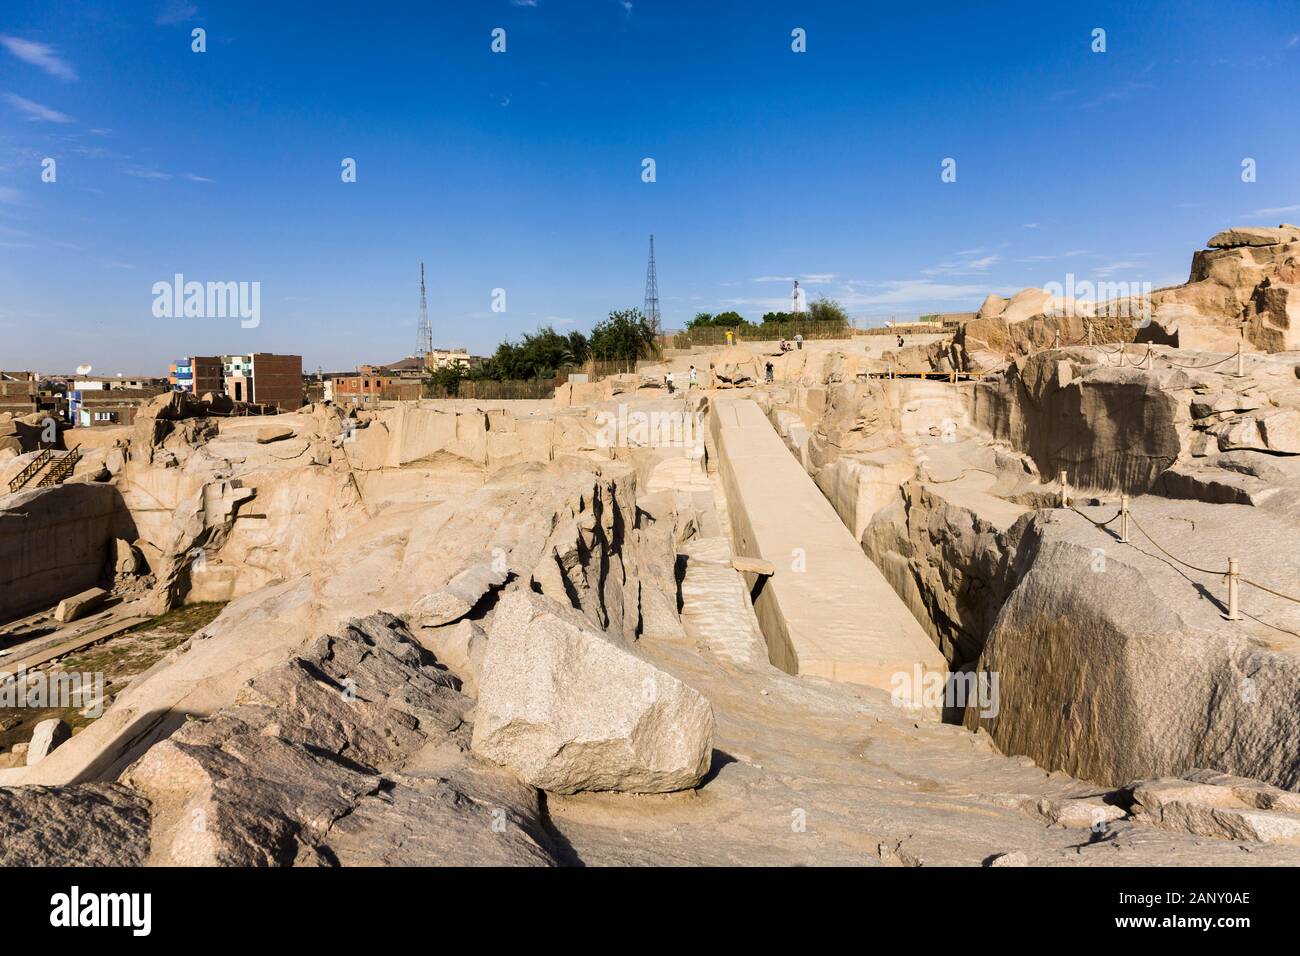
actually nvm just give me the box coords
[471,591,715,794]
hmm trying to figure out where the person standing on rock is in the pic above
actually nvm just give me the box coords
[666,370,675,395]
[795,333,803,350]
[688,365,697,389]
[765,361,774,383]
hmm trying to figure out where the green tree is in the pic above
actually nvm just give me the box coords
[477,326,589,381]
[424,363,465,396]
[688,310,750,330]
[808,296,850,326]
[589,308,656,362]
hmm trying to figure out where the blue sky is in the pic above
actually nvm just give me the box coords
[1,0,1298,374]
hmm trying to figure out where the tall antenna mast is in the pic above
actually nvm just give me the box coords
[643,234,661,339]
[415,262,432,359]
[792,279,802,315]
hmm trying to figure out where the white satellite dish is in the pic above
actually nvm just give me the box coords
[76,364,92,375]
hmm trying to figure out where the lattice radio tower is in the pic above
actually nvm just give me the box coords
[415,262,432,358]
[643,235,661,338]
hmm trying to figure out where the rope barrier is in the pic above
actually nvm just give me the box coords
[1240,575,1300,605]
[1156,352,1237,370]
[1071,504,1300,606]
[1068,503,1121,528]
[1124,510,1225,576]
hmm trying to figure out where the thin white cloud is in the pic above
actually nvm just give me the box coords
[923,252,1000,276]
[751,273,836,284]
[122,166,172,180]
[1023,222,1040,229]
[1082,65,1156,110]
[838,280,1006,309]
[1286,34,1299,49]
[0,36,77,81]
[156,1,200,25]
[185,173,214,183]
[723,279,1003,312]
[1246,203,1300,218]
[511,0,539,5]
[0,186,22,203]
[3,92,73,123]
[1093,260,1143,278]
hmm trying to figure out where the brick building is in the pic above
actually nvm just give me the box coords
[170,356,223,395]
[0,372,38,417]
[331,368,401,406]
[220,353,303,410]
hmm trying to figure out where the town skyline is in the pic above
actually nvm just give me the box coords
[3,0,1299,373]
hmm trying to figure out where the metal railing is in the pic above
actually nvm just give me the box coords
[7,446,53,493]
[36,445,80,487]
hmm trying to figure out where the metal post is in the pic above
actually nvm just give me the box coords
[1059,469,1069,508]
[1087,321,1093,347]
[1236,340,1244,378]
[1224,557,1242,621]
[1119,494,1130,543]
[1145,348,1153,370]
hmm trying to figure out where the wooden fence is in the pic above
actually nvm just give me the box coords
[672,320,851,349]
[424,379,556,401]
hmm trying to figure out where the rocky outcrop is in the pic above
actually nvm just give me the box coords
[0,783,151,866]
[1131,771,1300,844]
[0,482,133,621]
[409,562,507,627]
[965,508,1300,790]
[863,483,1021,669]
[1149,225,1300,352]
[969,352,1186,493]
[471,591,715,794]
[122,612,563,866]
